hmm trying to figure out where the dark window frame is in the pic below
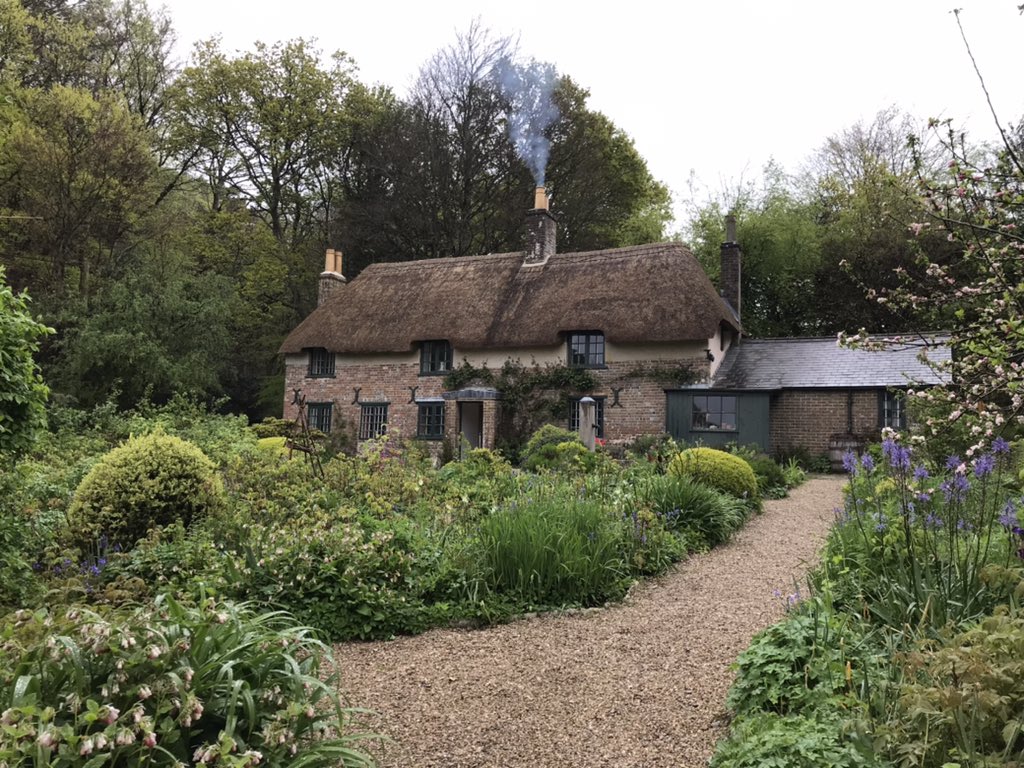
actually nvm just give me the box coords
[416,401,445,440]
[419,340,453,375]
[358,403,389,440]
[691,393,738,432]
[880,389,908,431]
[569,396,605,439]
[567,331,606,368]
[306,347,335,378]
[307,402,333,433]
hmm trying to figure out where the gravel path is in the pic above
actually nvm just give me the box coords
[332,475,844,768]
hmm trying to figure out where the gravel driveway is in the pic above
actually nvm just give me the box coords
[332,475,844,768]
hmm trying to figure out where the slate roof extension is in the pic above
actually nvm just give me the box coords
[710,336,950,390]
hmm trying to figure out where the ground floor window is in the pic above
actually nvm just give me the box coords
[307,402,332,433]
[569,397,605,439]
[882,390,907,430]
[359,403,388,440]
[692,394,737,431]
[417,402,445,439]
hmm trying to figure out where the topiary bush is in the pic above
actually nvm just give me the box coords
[668,447,759,505]
[520,424,582,469]
[67,433,224,552]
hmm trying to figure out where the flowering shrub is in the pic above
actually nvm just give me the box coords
[67,433,224,552]
[826,436,1023,630]
[0,596,377,767]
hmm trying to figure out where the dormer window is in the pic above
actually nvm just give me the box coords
[420,340,453,375]
[307,347,335,377]
[568,332,605,368]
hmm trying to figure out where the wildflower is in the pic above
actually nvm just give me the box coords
[973,453,996,477]
[889,444,912,470]
[100,705,120,725]
[93,733,108,750]
[138,685,152,700]
[923,512,943,530]
[912,465,929,482]
[79,737,94,756]
[37,728,59,749]
[874,513,888,532]
[915,491,932,503]
[861,454,875,472]
[147,645,162,659]
[842,450,857,474]
[143,732,158,748]
[945,454,962,471]
[992,436,1011,454]
[957,519,974,532]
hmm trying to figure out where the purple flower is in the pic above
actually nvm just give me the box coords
[999,503,1018,528]
[957,518,974,532]
[874,513,888,532]
[941,474,971,503]
[915,491,932,503]
[945,455,962,471]
[842,450,857,474]
[889,445,912,471]
[973,453,996,477]
[924,512,944,530]
[913,465,930,481]
[861,454,875,472]
[881,438,896,460]
[992,436,1011,455]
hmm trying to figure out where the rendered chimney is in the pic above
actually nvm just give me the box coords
[524,186,556,265]
[318,247,347,306]
[720,213,741,320]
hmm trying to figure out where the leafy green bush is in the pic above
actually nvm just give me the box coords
[745,454,787,498]
[881,610,1024,766]
[782,458,807,488]
[67,433,224,551]
[520,424,592,472]
[0,596,377,767]
[712,711,885,768]
[668,447,759,504]
[633,473,747,547]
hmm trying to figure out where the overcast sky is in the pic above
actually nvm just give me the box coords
[166,0,1023,228]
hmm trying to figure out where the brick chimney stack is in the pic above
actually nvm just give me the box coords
[524,186,556,266]
[720,213,741,321]
[318,248,347,306]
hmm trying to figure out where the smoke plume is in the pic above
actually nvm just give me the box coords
[494,57,559,186]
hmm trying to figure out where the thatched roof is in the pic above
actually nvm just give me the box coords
[280,243,739,354]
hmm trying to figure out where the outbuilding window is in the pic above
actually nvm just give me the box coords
[881,390,907,431]
[417,402,445,439]
[359,403,388,440]
[569,397,605,439]
[568,332,605,368]
[307,347,335,377]
[692,394,737,431]
[420,340,453,374]
[307,402,332,433]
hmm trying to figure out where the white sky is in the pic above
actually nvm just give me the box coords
[165,0,1023,228]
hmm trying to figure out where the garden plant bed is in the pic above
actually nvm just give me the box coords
[332,475,844,768]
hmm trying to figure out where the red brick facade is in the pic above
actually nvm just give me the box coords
[283,352,711,452]
[769,389,881,456]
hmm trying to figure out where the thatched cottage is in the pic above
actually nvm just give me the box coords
[280,188,945,458]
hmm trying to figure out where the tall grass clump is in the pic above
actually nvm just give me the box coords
[633,473,748,546]
[469,485,629,606]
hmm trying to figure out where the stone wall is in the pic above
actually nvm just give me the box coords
[769,389,880,456]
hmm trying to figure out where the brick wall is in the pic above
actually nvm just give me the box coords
[283,353,711,451]
[769,389,880,456]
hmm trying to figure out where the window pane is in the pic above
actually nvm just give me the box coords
[308,348,334,377]
[692,394,736,431]
[359,404,388,440]
[417,403,444,438]
[307,403,332,433]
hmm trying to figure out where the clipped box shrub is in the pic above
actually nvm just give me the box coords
[668,447,759,503]
[67,432,224,552]
[0,596,376,767]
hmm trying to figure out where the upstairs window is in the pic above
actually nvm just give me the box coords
[417,402,445,439]
[568,332,605,368]
[307,347,335,377]
[420,340,453,375]
[882,390,907,431]
[692,394,737,431]
[359,403,388,440]
[569,397,605,439]
[307,402,332,433]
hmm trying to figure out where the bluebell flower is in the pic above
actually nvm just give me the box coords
[957,519,974,532]
[913,465,930,482]
[842,450,857,474]
[924,512,943,530]
[881,438,896,460]
[889,445,912,471]
[915,491,932,503]
[992,436,1011,455]
[973,453,996,477]
[874,513,888,532]
[945,455,962,471]
[861,454,875,472]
